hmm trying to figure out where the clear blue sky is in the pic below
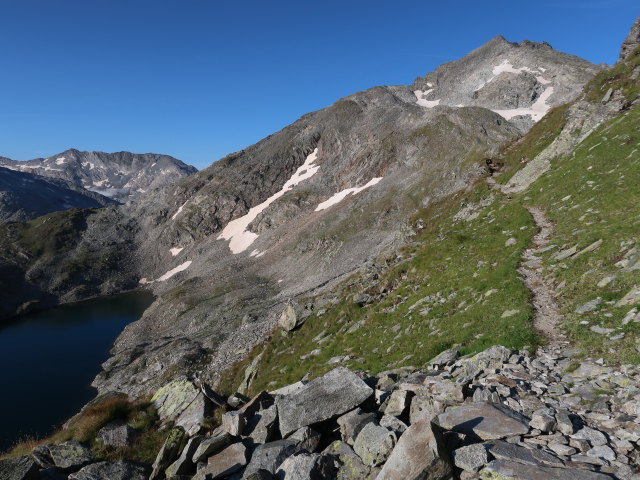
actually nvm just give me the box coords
[0,1,637,169]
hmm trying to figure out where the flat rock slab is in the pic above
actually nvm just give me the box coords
[242,440,298,478]
[486,441,564,467]
[68,461,150,480]
[482,459,613,479]
[275,452,335,480]
[277,367,373,436]
[47,441,93,471]
[96,420,137,447]
[437,401,530,440]
[196,442,247,480]
[151,378,200,423]
[0,456,40,480]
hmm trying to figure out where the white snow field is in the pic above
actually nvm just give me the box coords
[315,177,383,211]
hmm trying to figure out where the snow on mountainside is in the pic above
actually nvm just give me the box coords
[0,149,197,203]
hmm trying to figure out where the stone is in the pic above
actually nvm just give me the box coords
[486,441,564,467]
[222,410,246,436]
[555,410,574,435]
[289,426,322,453]
[47,441,93,471]
[586,445,616,461]
[279,302,300,331]
[276,367,373,436]
[195,442,248,480]
[150,427,187,480]
[244,471,275,480]
[400,375,464,404]
[96,420,137,447]
[409,392,446,424]
[0,456,40,480]
[482,459,613,479]
[175,391,211,436]
[615,286,640,307]
[437,402,530,440]
[575,298,601,313]
[192,432,232,463]
[384,389,410,417]
[529,412,556,433]
[376,420,452,480]
[453,443,489,472]
[244,405,278,444]
[337,408,377,444]
[428,348,459,370]
[548,443,577,456]
[166,435,205,477]
[379,415,408,435]
[31,445,54,469]
[323,441,372,480]
[455,346,511,379]
[242,440,298,478]
[151,378,201,424]
[573,426,608,446]
[275,452,335,479]
[353,422,396,467]
[68,461,150,480]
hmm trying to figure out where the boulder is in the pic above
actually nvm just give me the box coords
[453,444,489,472]
[277,367,373,436]
[68,460,150,480]
[222,410,246,436]
[275,452,335,479]
[0,456,40,480]
[437,402,530,440]
[192,432,232,464]
[455,346,511,379]
[194,442,248,480]
[376,420,452,480]
[353,423,396,467]
[47,441,93,471]
[573,426,608,446]
[96,420,137,447]
[337,408,377,445]
[244,471,275,480]
[244,405,278,444]
[242,440,299,478]
[150,427,186,480]
[165,435,205,477]
[279,302,301,331]
[428,348,459,370]
[481,459,613,479]
[409,392,446,424]
[323,441,373,480]
[486,441,564,467]
[399,375,464,404]
[151,378,201,424]
[383,390,410,417]
[175,392,211,436]
[379,415,408,435]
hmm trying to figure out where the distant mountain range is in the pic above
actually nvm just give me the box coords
[0,149,197,204]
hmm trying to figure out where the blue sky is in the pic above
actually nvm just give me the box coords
[0,1,637,169]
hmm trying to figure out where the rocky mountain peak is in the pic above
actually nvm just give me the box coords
[619,16,640,61]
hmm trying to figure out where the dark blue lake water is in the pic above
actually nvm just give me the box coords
[0,291,153,452]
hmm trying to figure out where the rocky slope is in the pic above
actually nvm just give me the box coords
[0,149,197,203]
[0,166,115,223]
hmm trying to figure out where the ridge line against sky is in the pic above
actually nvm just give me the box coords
[0,0,637,170]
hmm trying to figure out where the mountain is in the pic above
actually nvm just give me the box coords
[0,167,115,223]
[0,34,599,397]
[0,149,197,203]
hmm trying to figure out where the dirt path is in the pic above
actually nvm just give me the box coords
[518,206,568,345]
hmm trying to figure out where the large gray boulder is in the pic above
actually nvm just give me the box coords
[482,459,613,479]
[165,435,205,477]
[194,442,248,480]
[337,408,377,445]
[151,379,201,425]
[47,441,93,471]
[437,401,530,440]
[0,456,40,480]
[175,392,210,435]
[244,405,278,444]
[453,443,489,472]
[68,460,150,480]
[96,420,137,447]
[242,440,299,478]
[353,423,396,467]
[486,441,563,467]
[376,420,452,480]
[150,426,186,480]
[192,432,232,464]
[277,367,373,436]
[275,453,335,480]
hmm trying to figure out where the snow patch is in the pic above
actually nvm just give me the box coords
[157,261,192,281]
[170,247,184,256]
[218,148,320,254]
[414,90,441,108]
[492,86,555,122]
[55,157,66,165]
[93,180,107,187]
[172,200,188,220]
[476,60,551,92]
[315,177,383,211]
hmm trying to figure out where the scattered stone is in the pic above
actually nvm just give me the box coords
[586,445,616,461]
[529,411,557,433]
[277,367,373,436]
[615,285,640,307]
[575,298,601,313]
[244,405,278,444]
[195,442,247,480]
[96,420,137,447]
[222,410,246,436]
[290,426,322,452]
[69,461,150,480]
[453,443,489,472]
[437,402,530,440]
[574,426,608,447]
[47,441,93,471]
[353,422,396,467]
[548,442,577,456]
[428,348,459,370]
[192,432,232,464]
[379,414,408,435]
[337,408,377,444]
[482,459,613,479]
[0,456,40,480]
[376,420,452,480]
[486,441,564,467]
[383,389,410,417]
[275,452,335,480]
[242,440,298,478]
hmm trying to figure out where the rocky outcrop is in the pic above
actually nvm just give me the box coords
[620,17,640,61]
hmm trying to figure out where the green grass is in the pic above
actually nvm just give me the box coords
[219,184,540,396]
